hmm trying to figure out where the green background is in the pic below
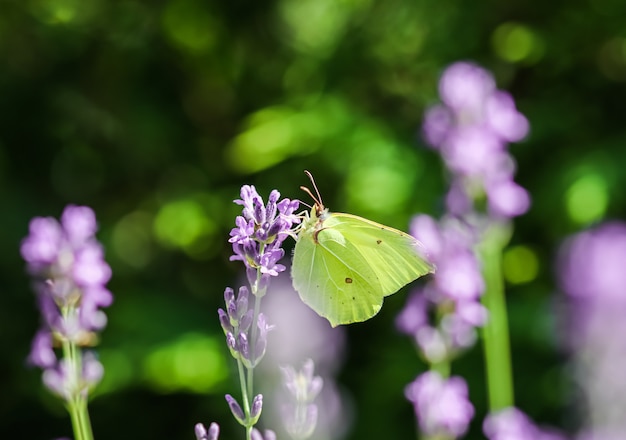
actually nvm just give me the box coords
[1,0,625,438]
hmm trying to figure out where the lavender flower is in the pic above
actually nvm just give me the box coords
[405,371,474,438]
[251,428,277,440]
[397,216,487,362]
[194,422,220,440]
[558,222,626,438]
[280,359,323,440]
[42,351,104,401]
[423,61,530,219]
[229,185,299,292]
[484,407,567,440]
[215,185,298,436]
[21,205,112,398]
[218,286,275,368]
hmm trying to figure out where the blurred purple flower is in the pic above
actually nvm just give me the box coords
[230,185,299,290]
[21,205,111,397]
[21,206,112,336]
[424,61,528,157]
[397,215,487,362]
[280,359,323,440]
[412,218,483,304]
[558,222,626,301]
[405,371,474,438]
[423,61,530,219]
[558,222,626,438]
[42,351,104,400]
[484,407,567,440]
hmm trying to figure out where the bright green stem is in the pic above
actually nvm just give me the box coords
[479,224,514,411]
[430,359,451,379]
[62,338,95,440]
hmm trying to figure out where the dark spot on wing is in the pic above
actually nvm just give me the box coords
[376,239,382,244]
[345,277,353,284]
[352,296,356,300]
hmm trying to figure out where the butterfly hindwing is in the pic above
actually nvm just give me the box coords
[324,213,433,294]
[292,225,383,326]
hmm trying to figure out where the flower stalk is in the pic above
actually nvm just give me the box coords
[479,224,514,411]
[21,205,112,440]
[214,185,299,439]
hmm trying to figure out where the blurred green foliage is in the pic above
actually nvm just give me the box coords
[1,0,626,438]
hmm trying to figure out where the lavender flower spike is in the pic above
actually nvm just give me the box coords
[422,61,530,219]
[21,205,112,398]
[229,185,299,292]
[281,359,323,440]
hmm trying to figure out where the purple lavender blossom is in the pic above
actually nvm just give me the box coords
[397,215,487,362]
[422,61,530,219]
[229,185,299,291]
[484,407,567,440]
[42,351,104,401]
[251,428,277,440]
[558,222,626,301]
[280,359,323,440]
[218,286,274,367]
[21,205,111,396]
[405,371,474,438]
[410,215,484,303]
[558,222,626,438]
[225,394,247,425]
[195,422,220,440]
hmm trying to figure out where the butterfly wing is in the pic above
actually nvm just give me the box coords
[292,212,434,327]
[328,213,434,294]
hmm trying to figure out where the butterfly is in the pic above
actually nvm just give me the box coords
[291,171,435,327]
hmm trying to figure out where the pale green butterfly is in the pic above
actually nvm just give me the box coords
[291,171,435,327]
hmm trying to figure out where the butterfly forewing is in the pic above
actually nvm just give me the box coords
[326,213,433,294]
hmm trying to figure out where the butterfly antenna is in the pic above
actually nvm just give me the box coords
[302,170,324,208]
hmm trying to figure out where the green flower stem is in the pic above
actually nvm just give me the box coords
[430,359,451,379]
[60,306,94,440]
[62,340,95,440]
[239,263,267,440]
[479,223,514,411]
[235,356,252,440]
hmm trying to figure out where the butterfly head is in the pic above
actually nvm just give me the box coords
[300,170,327,219]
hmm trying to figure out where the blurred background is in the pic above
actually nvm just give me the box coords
[1,0,626,438]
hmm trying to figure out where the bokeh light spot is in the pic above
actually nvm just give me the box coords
[95,348,135,396]
[503,245,539,285]
[112,211,154,269]
[597,37,626,81]
[142,333,228,394]
[161,0,217,53]
[492,22,543,64]
[565,173,609,225]
[29,0,98,25]
[226,97,347,173]
[278,0,352,55]
[226,107,296,173]
[153,199,216,255]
